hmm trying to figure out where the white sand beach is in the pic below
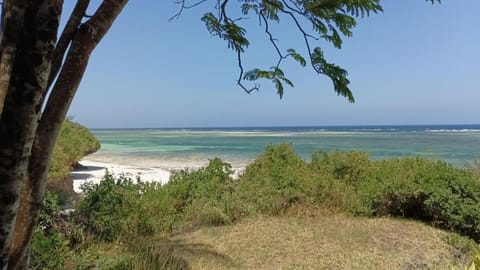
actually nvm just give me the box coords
[71,157,245,193]
[71,159,171,193]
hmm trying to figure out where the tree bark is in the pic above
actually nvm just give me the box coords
[0,2,26,116]
[46,0,90,90]
[7,1,128,268]
[5,2,88,269]
[0,1,62,269]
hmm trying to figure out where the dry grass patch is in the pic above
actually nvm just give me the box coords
[171,212,465,270]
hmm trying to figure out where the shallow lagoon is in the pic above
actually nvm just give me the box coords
[88,125,480,169]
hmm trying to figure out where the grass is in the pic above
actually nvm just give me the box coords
[125,209,464,269]
[60,210,470,269]
[172,211,467,269]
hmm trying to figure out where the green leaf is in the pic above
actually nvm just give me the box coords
[201,13,221,35]
[272,67,285,77]
[333,13,356,37]
[273,78,284,98]
[243,69,261,81]
[280,76,294,88]
[261,0,283,22]
[322,25,342,48]
[202,13,249,53]
[287,49,307,67]
[243,67,294,99]
[241,3,258,15]
[311,47,354,102]
[222,22,249,52]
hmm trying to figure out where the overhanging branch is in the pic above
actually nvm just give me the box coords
[236,50,259,93]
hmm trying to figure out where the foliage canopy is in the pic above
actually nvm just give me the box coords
[194,0,386,101]
[181,0,440,100]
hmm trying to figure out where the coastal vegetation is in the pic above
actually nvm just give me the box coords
[0,1,443,267]
[32,144,480,269]
[48,120,100,198]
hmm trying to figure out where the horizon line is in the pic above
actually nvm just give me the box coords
[86,123,480,130]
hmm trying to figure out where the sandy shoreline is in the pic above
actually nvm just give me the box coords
[71,159,171,193]
[71,158,245,193]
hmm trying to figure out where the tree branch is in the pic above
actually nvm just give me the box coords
[278,0,320,72]
[219,0,229,23]
[46,0,90,91]
[236,50,259,93]
[170,0,208,21]
[260,9,285,69]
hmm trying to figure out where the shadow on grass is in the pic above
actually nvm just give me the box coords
[127,238,234,270]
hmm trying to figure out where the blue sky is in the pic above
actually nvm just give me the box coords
[66,1,480,128]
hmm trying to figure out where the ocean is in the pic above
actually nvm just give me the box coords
[86,125,480,170]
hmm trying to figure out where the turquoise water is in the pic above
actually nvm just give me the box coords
[89,125,480,168]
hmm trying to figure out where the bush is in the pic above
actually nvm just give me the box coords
[48,120,100,197]
[75,158,241,242]
[358,158,480,240]
[307,150,480,240]
[236,144,313,215]
[311,150,372,185]
[75,172,143,241]
[163,158,243,227]
[310,150,372,213]
[31,228,70,269]
[166,158,235,206]
[31,191,70,269]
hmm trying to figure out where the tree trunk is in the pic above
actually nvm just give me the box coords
[47,0,90,91]
[0,1,61,269]
[0,1,26,115]
[6,2,89,269]
[6,1,128,268]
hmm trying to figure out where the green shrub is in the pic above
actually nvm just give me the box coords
[166,158,235,205]
[310,150,373,214]
[37,191,62,230]
[356,158,419,216]
[48,120,100,197]
[311,150,372,185]
[31,228,70,270]
[236,144,313,215]
[359,158,480,240]
[75,172,143,241]
[164,158,243,227]
[75,158,241,242]
[313,176,367,214]
[306,150,480,240]
[31,191,70,269]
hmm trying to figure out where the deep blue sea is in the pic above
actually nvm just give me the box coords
[88,125,480,169]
